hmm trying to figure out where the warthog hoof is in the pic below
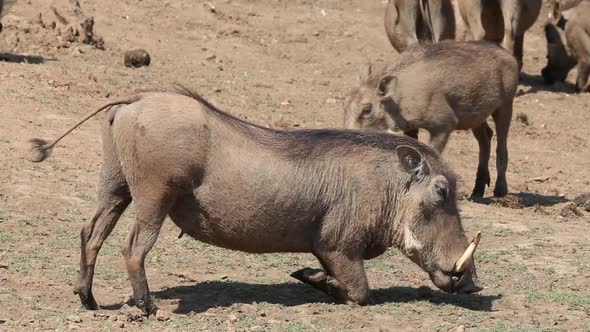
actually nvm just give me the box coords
[74,288,99,310]
[493,186,508,197]
[135,298,157,317]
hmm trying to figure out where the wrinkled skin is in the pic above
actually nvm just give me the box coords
[30,90,482,315]
[541,1,590,92]
[384,0,455,52]
[457,0,542,70]
[344,41,519,198]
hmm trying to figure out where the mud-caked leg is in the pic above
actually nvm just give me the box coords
[500,1,520,68]
[464,0,486,41]
[123,191,172,315]
[470,122,493,198]
[492,104,513,197]
[74,180,131,309]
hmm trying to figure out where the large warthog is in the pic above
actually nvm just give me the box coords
[344,41,519,198]
[384,0,455,52]
[30,88,483,315]
[457,0,542,69]
[542,0,590,92]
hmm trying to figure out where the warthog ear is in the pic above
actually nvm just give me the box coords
[397,145,429,180]
[377,75,397,96]
[359,63,373,83]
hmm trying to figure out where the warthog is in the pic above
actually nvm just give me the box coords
[457,0,542,69]
[344,41,518,198]
[541,0,590,91]
[384,0,455,52]
[30,88,482,315]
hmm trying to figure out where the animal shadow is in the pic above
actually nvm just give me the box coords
[141,281,498,314]
[470,192,569,208]
[0,52,53,64]
[517,72,576,95]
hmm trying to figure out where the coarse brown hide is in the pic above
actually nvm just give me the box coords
[384,0,455,52]
[29,88,482,315]
[542,0,590,92]
[343,41,518,198]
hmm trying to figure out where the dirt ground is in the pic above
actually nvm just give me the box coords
[1,0,589,331]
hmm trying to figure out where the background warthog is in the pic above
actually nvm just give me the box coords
[384,0,455,52]
[343,41,519,198]
[30,88,482,315]
[542,0,590,92]
[457,0,542,69]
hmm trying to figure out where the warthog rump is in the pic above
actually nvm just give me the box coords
[30,88,482,315]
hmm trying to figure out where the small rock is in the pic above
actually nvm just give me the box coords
[155,309,171,322]
[448,325,465,332]
[205,54,217,61]
[236,303,257,313]
[326,97,337,104]
[515,112,529,125]
[280,100,292,106]
[118,322,125,328]
[540,123,547,129]
[124,49,151,68]
[228,314,238,323]
[67,315,82,323]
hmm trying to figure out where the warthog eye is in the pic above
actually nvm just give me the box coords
[361,105,372,116]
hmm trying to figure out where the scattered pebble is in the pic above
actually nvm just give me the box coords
[124,49,151,68]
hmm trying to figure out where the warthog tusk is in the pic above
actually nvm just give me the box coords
[454,232,481,273]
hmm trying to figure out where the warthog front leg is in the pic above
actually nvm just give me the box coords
[470,122,493,198]
[292,250,369,305]
[290,268,351,303]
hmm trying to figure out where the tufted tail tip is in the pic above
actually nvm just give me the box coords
[29,138,53,162]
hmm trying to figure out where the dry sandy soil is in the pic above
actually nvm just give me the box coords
[1,0,590,331]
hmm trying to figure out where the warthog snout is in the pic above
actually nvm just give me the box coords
[429,232,483,294]
[429,265,483,294]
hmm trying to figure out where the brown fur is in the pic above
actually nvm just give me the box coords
[457,0,542,69]
[384,0,455,52]
[30,88,482,315]
[343,41,519,198]
[542,1,590,92]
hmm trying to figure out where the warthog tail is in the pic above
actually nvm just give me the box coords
[29,96,141,162]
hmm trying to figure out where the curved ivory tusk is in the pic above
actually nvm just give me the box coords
[454,231,481,273]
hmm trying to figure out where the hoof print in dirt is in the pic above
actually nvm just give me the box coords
[124,49,151,68]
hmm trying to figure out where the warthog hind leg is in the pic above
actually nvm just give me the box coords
[74,127,131,310]
[470,122,493,198]
[123,188,173,316]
